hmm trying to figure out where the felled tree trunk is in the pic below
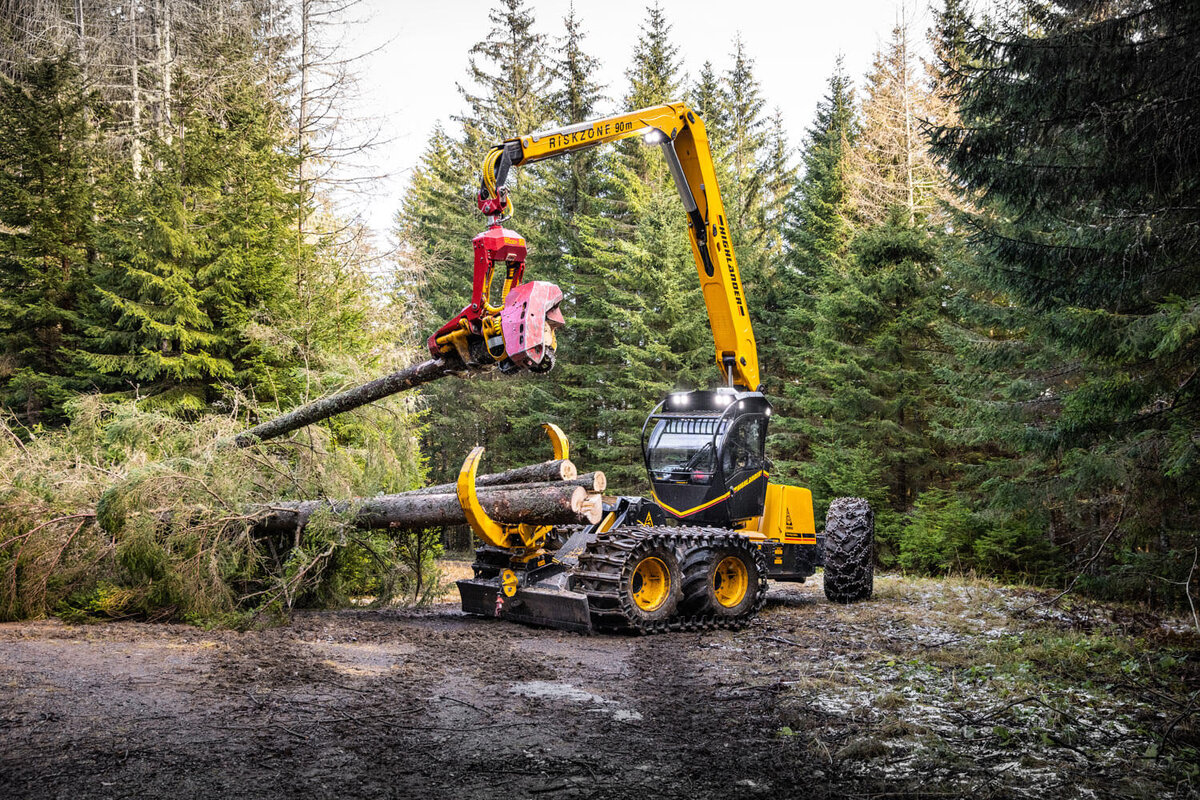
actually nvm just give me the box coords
[253,483,597,534]
[234,357,452,447]
[501,472,606,493]
[406,460,579,496]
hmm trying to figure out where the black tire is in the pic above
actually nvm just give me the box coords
[823,497,874,603]
[681,543,761,618]
[620,542,682,625]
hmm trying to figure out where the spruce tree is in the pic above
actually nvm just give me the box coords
[624,3,681,110]
[457,0,552,156]
[689,61,726,149]
[78,33,295,411]
[787,61,856,297]
[413,0,559,479]
[930,0,1200,602]
[722,36,768,243]
[771,63,857,481]
[496,4,615,475]
[800,212,947,548]
[0,56,101,422]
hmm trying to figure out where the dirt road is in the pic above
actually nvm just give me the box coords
[1,573,1196,799]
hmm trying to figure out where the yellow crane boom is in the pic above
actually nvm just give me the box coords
[479,102,761,393]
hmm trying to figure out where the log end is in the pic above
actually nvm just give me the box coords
[577,491,603,525]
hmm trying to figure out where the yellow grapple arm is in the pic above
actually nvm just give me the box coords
[480,102,761,392]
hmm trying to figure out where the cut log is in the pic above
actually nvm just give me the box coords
[497,472,606,493]
[579,492,604,524]
[406,459,578,496]
[253,483,595,533]
[234,357,452,447]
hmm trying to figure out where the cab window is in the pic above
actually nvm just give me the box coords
[722,415,766,475]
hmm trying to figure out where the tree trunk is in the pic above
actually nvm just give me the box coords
[406,460,580,496]
[253,484,597,533]
[130,2,141,179]
[155,0,171,146]
[234,357,452,447]
[492,472,606,493]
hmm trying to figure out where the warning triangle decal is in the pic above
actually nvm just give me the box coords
[785,509,794,531]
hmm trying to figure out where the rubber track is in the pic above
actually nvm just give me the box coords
[573,526,769,634]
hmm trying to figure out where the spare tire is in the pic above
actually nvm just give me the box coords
[823,497,874,603]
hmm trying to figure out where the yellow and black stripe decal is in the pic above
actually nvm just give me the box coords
[651,471,766,518]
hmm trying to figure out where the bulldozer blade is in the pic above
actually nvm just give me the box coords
[456,578,592,634]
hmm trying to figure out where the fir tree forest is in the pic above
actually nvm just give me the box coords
[2,2,1200,797]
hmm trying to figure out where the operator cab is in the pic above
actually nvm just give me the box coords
[641,389,771,527]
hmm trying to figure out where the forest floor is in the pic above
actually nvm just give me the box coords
[1,568,1197,800]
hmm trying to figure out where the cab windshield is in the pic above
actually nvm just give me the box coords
[645,417,725,477]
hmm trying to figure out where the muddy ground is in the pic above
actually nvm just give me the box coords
[1,569,1197,800]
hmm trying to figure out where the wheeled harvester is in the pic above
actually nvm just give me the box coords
[445,101,876,633]
[455,420,874,635]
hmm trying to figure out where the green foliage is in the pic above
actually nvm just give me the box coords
[76,36,296,409]
[1,387,429,624]
[898,489,978,573]
[929,0,1200,603]
[0,56,104,423]
[773,61,857,482]
[799,212,949,544]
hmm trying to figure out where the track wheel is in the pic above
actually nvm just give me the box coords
[823,497,875,603]
[620,543,681,625]
[681,544,760,618]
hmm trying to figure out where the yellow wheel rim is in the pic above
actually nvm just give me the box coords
[631,556,671,612]
[713,556,749,608]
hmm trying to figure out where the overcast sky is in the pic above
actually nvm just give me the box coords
[343,0,949,240]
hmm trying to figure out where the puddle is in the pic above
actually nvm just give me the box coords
[509,680,642,722]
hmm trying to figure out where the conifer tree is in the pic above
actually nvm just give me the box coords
[412,0,559,479]
[625,5,711,397]
[689,61,725,149]
[722,36,767,241]
[850,17,945,225]
[716,40,792,403]
[457,0,552,156]
[496,4,616,475]
[770,63,857,481]
[622,3,682,179]
[624,2,681,110]
[927,0,972,100]
[77,25,296,411]
[0,56,102,422]
[800,212,947,547]
[930,0,1200,601]
[787,61,856,297]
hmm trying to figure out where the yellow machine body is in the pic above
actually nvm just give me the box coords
[738,483,817,544]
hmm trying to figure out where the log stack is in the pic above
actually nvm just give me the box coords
[252,458,605,535]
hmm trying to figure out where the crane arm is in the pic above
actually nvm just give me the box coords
[479,102,761,392]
